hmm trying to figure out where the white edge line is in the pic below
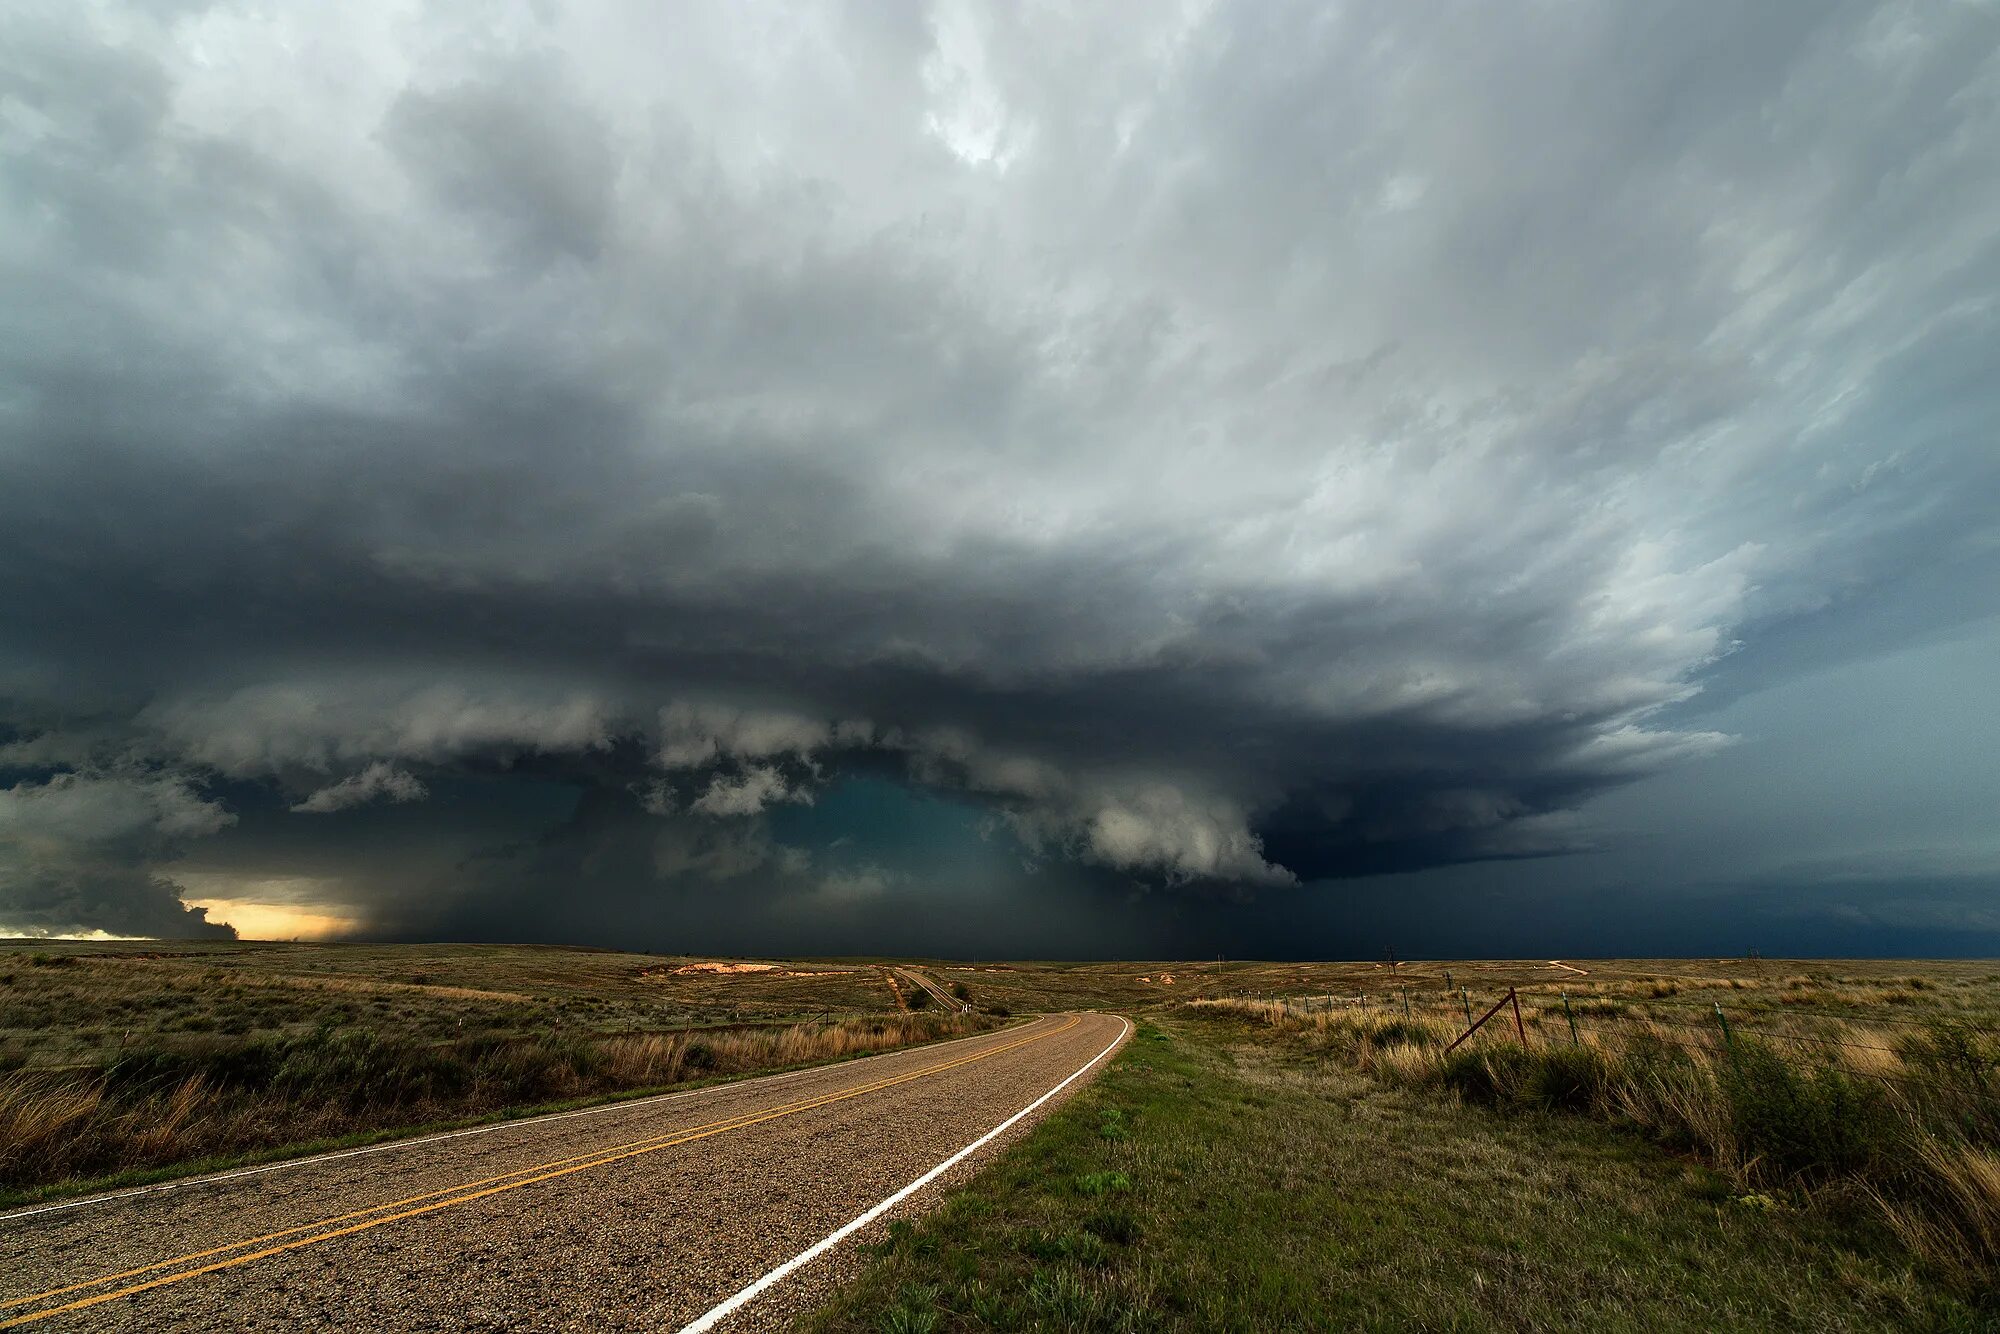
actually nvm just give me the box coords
[677,1014,1133,1334]
[0,1019,1045,1226]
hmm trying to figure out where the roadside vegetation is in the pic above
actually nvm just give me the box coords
[805,1017,1983,1332]
[0,1008,986,1203]
[923,957,2000,1024]
[1189,985,2000,1298]
[0,939,1005,1204]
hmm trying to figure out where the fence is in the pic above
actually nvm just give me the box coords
[1186,980,2000,1289]
[1220,983,1999,1101]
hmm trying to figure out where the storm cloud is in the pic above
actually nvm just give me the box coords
[3,2,1997,949]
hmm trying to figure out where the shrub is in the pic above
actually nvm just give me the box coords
[1719,1042,1887,1182]
[1523,1043,1610,1113]
[1436,1045,1538,1106]
[1362,1019,1433,1048]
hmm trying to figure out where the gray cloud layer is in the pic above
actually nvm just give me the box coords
[2,2,1996,941]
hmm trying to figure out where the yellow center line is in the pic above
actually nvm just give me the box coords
[0,1017,1078,1328]
[3,1017,1062,1310]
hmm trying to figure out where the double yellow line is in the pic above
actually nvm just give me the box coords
[0,1016,1076,1328]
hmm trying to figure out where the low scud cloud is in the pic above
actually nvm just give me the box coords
[2,2,1996,946]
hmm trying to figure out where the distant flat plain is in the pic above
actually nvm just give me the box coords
[12,941,1993,1072]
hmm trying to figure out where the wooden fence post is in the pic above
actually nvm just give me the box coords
[1445,990,1521,1054]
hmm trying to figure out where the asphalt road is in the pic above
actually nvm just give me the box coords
[0,1012,1128,1332]
[893,967,969,1013]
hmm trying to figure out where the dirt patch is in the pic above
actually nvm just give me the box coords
[639,962,854,980]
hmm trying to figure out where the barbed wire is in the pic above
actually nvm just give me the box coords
[1233,994,1995,1099]
[1535,1011,1906,1055]
[1545,992,1997,1035]
[1276,986,1998,1036]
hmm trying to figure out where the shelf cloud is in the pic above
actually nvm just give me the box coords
[3,2,1996,948]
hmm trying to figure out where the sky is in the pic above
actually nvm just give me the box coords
[2,1,1997,958]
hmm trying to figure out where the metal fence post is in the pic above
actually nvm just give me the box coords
[1562,990,1579,1045]
[1508,988,1526,1045]
[1461,987,1473,1026]
[1714,1002,1734,1050]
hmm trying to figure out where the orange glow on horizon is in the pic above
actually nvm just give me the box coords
[185,899,359,941]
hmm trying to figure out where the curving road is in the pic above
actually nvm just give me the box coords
[0,1013,1127,1332]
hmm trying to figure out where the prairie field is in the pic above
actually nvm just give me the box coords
[6,942,1997,1326]
[0,941,991,1204]
[811,957,2000,1331]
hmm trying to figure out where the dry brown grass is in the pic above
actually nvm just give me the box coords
[251,974,536,1003]
[0,1011,987,1200]
[0,941,909,1073]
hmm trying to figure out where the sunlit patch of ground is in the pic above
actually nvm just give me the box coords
[639,961,857,979]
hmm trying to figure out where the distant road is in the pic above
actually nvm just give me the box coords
[0,1013,1128,1332]
[895,966,969,1012]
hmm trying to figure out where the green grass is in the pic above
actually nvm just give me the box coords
[1194,992,2000,1294]
[802,1018,1982,1333]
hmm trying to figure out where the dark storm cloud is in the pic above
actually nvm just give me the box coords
[0,769,235,937]
[2,1,1996,940]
